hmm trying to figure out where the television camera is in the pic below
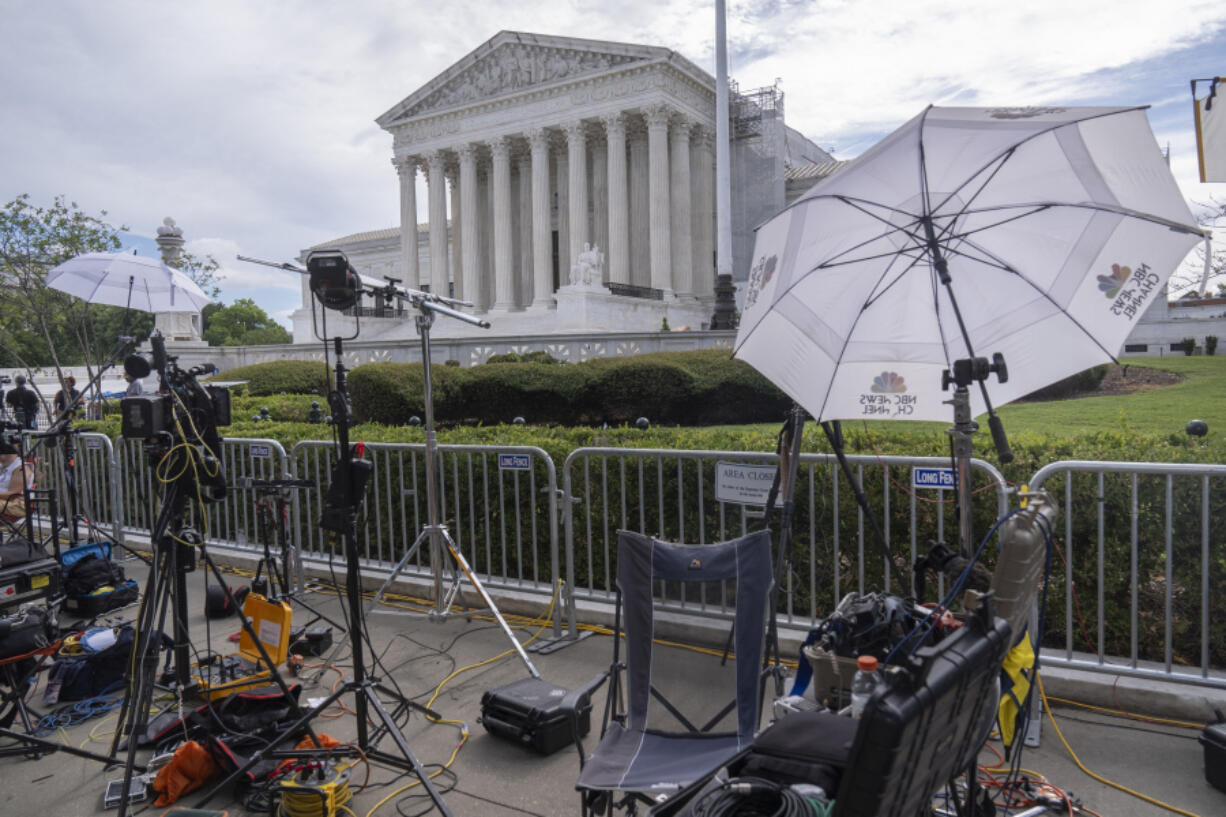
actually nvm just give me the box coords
[119,334,231,501]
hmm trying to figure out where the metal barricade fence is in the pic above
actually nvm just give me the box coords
[561,447,1009,633]
[22,431,121,545]
[114,437,290,551]
[289,441,561,602]
[1028,460,1226,689]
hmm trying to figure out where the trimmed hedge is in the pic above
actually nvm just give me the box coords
[210,360,329,397]
[1019,364,1108,401]
[346,350,792,427]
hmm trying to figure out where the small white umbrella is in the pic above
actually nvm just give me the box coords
[734,105,1208,425]
[46,251,210,313]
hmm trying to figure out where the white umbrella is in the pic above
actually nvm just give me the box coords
[46,251,210,313]
[734,105,1208,425]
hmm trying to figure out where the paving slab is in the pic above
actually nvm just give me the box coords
[1,553,1223,817]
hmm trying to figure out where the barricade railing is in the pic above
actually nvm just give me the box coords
[22,431,121,546]
[1028,460,1226,689]
[560,447,1009,634]
[114,437,291,552]
[289,441,561,608]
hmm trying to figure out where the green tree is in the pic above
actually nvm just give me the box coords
[0,194,134,398]
[203,298,291,346]
[177,250,221,300]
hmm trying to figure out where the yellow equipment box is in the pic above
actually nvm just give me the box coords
[190,592,292,700]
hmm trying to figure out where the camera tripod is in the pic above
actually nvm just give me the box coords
[109,471,317,817]
[196,332,453,815]
[237,476,345,633]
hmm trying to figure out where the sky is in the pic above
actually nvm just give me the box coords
[3,1,1225,329]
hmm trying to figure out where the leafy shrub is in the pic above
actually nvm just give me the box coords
[347,350,790,427]
[485,351,560,365]
[210,360,329,396]
[345,362,464,426]
[1182,337,1196,356]
[1206,335,1218,356]
[1019,364,1108,401]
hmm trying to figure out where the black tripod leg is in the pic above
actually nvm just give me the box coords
[365,690,454,817]
[115,549,175,817]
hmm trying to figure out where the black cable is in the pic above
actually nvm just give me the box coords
[394,765,458,817]
[693,777,817,816]
[449,784,552,817]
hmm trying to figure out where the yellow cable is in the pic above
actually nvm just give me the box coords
[1044,694,1203,729]
[1037,673,1203,817]
[361,582,562,817]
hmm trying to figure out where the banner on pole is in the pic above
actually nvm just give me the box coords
[1193,77,1226,183]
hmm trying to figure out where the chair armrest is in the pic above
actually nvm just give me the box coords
[561,670,611,770]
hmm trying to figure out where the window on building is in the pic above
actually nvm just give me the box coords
[1124,344,1147,353]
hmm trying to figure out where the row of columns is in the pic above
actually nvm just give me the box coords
[393,106,716,312]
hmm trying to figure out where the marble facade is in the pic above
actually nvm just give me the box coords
[291,31,830,342]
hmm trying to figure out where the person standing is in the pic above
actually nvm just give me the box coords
[4,374,40,429]
[54,375,82,417]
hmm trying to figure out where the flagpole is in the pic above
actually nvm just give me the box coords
[712,0,738,329]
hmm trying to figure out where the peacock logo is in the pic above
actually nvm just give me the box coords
[871,371,907,394]
[1097,263,1130,299]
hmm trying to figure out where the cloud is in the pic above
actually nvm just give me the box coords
[3,0,1223,322]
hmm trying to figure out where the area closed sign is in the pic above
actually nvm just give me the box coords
[715,461,777,506]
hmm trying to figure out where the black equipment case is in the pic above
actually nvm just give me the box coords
[60,541,139,617]
[1200,721,1226,793]
[480,677,592,755]
[0,557,61,613]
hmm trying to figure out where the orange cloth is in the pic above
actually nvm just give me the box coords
[295,733,341,750]
[152,740,218,806]
[274,732,342,776]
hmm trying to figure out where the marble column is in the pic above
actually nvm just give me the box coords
[393,156,421,288]
[645,105,673,296]
[563,121,588,277]
[602,114,629,286]
[457,143,481,310]
[528,128,554,306]
[555,149,570,283]
[669,118,694,297]
[424,150,449,297]
[517,154,532,306]
[692,126,717,299]
[447,163,461,300]
[592,138,608,278]
[490,136,515,310]
[629,129,649,286]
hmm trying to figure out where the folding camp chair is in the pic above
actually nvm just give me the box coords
[646,596,1012,817]
[572,529,773,816]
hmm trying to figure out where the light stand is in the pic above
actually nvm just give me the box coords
[227,250,454,815]
[25,334,140,548]
[922,216,1014,555]
[367,285,540,679]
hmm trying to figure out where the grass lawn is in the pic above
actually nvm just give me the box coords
[831,355,1225,439]
[991,355,1225,436]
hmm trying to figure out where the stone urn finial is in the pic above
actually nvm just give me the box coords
[155,216,185,267]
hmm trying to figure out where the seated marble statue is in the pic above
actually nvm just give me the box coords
[569,242,605,288]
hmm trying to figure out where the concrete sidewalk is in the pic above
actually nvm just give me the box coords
[1,555,1223,817]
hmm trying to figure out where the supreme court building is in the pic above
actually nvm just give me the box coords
[291,31,836,343]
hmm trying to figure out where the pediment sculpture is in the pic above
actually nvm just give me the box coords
[406,44,642,117]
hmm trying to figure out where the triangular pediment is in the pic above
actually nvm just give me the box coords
[378,31,670,126]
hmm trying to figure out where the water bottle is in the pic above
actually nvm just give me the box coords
[850,655,881,718]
